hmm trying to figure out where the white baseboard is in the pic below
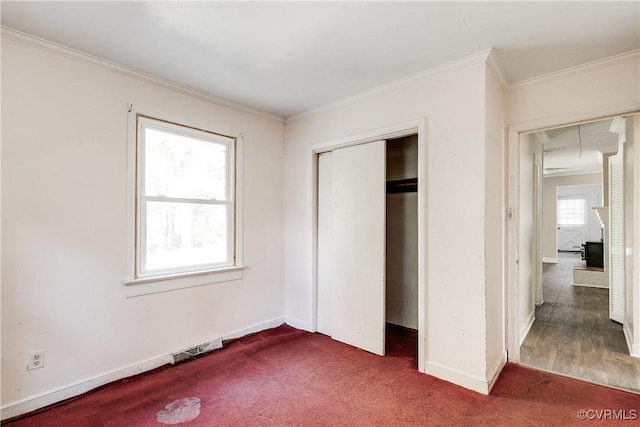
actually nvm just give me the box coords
[623,324,640,358]
[542,257,558,264]
[1,354,172,421]
[423,360,497,395]
[285,316,313,332]
[519,311,536,346]
[487,352,508,393]
[1,316,287,421]
[222,316,286,340]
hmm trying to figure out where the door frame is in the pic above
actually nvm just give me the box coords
[506,108,639,362]
[533,154,544,306]
[307,118,427,372]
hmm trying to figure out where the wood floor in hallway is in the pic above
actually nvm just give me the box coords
[520,251,640,393]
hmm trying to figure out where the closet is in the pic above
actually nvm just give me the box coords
[317,134,418,357]
[385,135,418,332]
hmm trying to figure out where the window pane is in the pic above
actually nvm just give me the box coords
[144,128,227,200]
[557,198,585,226]
[145,201,228,271]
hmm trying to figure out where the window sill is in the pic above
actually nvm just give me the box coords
[123,266,245,297]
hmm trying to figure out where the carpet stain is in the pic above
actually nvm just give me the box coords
[156,397,201,424]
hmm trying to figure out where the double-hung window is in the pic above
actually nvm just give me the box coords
[136,116,236,278]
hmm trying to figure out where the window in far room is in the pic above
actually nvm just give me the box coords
[557,197,586,226]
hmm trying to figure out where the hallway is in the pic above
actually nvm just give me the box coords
[520,252,640,392]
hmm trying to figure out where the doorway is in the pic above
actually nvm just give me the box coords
[556,185,602,253]
[315,133,420,366]
[511,114,640,392]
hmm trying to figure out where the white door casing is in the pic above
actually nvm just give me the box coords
[317,151,333,336]
[506,109,638,364]
[534,155,543,305]
[623,115,638,351]
[311,119,426,370]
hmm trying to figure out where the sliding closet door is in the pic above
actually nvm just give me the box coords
[331,141,386,355]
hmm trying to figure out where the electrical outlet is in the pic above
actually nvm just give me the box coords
[27,350,45,370]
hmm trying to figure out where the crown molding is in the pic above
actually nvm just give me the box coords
[535,131,550,145]
[1,26,284,122]
[486,49,509,91]
[508,49,640,91]
[287,49,492,122]
[6,24,635,123]
[609,116,626,134]
[610,116,627,147]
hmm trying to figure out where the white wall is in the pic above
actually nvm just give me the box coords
[483,64,506,381]
[1,37,285,415]
[506,52,640,127]
[518,133,543,342]
[284,53,505,393]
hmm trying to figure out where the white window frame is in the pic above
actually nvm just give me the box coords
[124,106,244,296]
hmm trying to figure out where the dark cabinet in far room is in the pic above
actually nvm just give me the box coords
[583,241,604,268]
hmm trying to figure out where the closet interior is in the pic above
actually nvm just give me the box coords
[385,135,418,361]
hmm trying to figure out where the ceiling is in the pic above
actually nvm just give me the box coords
[2,1,639,118]
[537,118,620,177]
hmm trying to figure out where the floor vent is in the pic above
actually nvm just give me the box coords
[172,338,223,364]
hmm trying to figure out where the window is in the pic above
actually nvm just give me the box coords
[136,116,236,278]
[557,197,586,226]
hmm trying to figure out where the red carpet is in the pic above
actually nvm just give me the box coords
[6,325,639,426]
